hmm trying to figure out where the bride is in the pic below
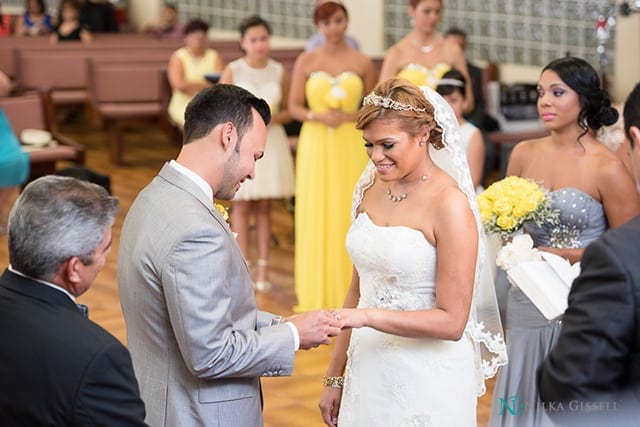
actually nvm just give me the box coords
[318,78,507,426]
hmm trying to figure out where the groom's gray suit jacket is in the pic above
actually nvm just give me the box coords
[118,163,296,427]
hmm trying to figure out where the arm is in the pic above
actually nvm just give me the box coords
[75,342,147,426]
[163,229,296,379]
[599,155,640,228]
[504,139,531,177]
[0,70,11,97]
[319,267,360,427]
[167,52,209,96]
[80,28,92,44]
[467,127,485,188]
[271,68,292,125]
[538,231,635,403]
[288,53,311,122]
[14,16,27,36]
[335,187,477,340]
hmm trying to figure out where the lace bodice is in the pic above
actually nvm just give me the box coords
[347,213,437,311]
[524,188,606,249]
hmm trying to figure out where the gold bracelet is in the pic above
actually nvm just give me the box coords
[322,376,344,389]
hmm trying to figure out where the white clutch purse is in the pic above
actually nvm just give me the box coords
[20,129,52,147]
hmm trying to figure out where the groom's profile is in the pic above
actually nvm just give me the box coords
[118,84,342,426]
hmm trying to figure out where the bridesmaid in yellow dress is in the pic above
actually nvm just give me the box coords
[289,1,375,311]
[167,19,224,129]
[378,0,473,111]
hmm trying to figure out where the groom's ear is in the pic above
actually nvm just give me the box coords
[220,122,238,152]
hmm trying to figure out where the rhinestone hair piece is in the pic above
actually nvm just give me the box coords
[362,92,427,113]
[436,78,465,88]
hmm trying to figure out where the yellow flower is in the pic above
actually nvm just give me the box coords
[477,175,559,240]
[214,203,229,222]
[477,197,493,222]
[496,215,517,230]
[492,198,512,217]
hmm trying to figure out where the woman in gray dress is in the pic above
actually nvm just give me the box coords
[489,57,640,426]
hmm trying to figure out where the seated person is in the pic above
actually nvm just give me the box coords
[142,2,182,39]
[167,19,223,129]
[50,0,91,43]
[0,108,30,232]
[14,0,54,36]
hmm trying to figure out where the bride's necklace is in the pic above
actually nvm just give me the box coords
[386,162,436,203]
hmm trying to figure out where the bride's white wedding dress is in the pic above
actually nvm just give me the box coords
[338,212,477,426]
[335,87,506,427]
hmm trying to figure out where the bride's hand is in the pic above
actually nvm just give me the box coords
[319,386,342,426]
[331,308,369,329]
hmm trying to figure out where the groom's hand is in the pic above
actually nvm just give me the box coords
[286,310,342,350]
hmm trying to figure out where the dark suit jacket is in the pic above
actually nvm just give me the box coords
[0,269,147,426]
[538,216,640,425]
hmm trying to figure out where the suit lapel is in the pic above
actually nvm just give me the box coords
[157,163,235,239]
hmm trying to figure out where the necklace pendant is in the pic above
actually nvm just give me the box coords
[421,44,434,54]
[387,187,408,203]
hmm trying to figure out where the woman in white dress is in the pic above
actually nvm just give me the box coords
[219,16,295,291]
[318,78,507,426]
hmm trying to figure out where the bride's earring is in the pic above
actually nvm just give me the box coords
[419,140,426,146]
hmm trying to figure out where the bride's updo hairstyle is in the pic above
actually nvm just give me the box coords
[542,57,618,136]
[357,77,444,149]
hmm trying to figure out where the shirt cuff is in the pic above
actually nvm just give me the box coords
[284,322,300,351]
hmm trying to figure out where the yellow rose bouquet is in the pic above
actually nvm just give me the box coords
[477,176,559,240]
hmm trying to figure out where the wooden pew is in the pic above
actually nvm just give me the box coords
[0,91,86,183]
[86,59,169,165]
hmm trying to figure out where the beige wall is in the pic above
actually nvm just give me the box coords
[129,0,160,33]
[613,12,640,103]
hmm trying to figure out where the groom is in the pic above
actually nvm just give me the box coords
[538,82,640,425]
[118,84,342,426]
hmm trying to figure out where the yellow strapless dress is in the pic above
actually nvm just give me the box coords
[294,71,369,311]
[397,63,450,88]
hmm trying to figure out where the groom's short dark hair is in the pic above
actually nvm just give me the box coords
[183,84,271,146]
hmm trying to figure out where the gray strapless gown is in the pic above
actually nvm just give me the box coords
[489,188,606,427]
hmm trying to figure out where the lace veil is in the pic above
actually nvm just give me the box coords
[351,86,507,396]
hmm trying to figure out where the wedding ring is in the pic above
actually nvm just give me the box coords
[334,313,341,320]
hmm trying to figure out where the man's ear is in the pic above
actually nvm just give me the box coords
[221,122,237,151]
[64,257,83,296]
